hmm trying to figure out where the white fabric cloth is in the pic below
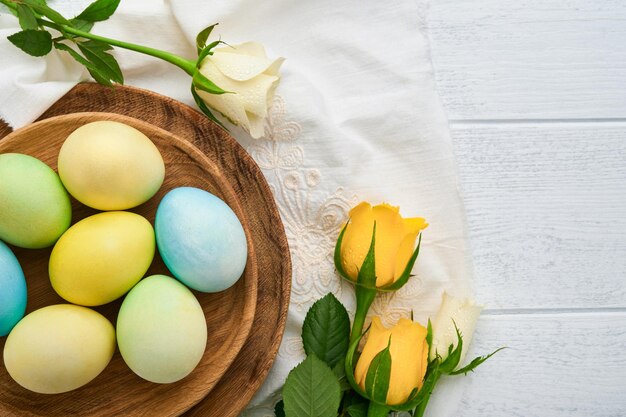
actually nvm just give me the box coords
[0,1,475,415]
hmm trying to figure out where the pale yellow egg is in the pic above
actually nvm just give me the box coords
[3,304,115,394]
[58,121,165,211]
[49,211,155,306]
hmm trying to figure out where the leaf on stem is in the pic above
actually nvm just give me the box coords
[196,23,217,54]
[21,0,69,25]
[302,294,351,369]
[439,321,463,374]
[364,336,392,405]
[75,0,120,23]
[54,41,111,86]
[346,403,368,417]
[449,347,507,376]
[16,4,38,30]
[69,18,94,32]
[77,39,123,84]
[8,29,52,56]
[282,355,341,417]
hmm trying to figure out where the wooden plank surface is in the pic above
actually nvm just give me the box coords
[451,122,626,309]
[428,0,626,120]
[433,313,626,417]
[428,0,626,414]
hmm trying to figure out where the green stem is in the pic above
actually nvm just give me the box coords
[367,402,390,417]
[350,285,377,346]
[413,373,440,417]
[40,20,196,75]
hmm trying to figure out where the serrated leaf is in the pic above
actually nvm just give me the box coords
[196,23,217,54]
[283,355,341,417]
[75,0,120,22]
[274,399,285,417]
[357,222,377,289]
[70,18,94,32]
[449,347,507,376]
[21,0,69,24]
[302,294,350,368]
[346,403,368,417]
[7,29,51,56]
[16,4,38,30]
[364,337,392,404]
[77,39,123,84]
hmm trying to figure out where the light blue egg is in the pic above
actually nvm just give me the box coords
[0,240,27,336]
[155,187,247,293]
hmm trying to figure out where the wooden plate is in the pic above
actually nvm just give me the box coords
[0,112,258,416]
[0,83,291,417]
[0,84,291,417]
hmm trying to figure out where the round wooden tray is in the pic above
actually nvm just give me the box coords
[0,84,291,417]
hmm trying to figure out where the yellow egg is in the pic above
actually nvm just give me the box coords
[49,211,155,306]
[58,121,165,211]
[3,304,115,394]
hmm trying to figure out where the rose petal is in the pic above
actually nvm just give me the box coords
[211,50,279,81]
[340,202,374,281]
[371,204,408,286]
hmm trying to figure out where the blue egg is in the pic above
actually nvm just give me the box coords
[0,240,27,336]
[155,187,247,293]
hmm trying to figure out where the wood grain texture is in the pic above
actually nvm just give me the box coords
[428,0,626,120]
[432,313,626,417]
[0,113,258,416]
[0,84,291,417]
[450,123,626,310]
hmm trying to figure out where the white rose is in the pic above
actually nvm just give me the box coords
[196,42,284,139]
[429,292,483,365]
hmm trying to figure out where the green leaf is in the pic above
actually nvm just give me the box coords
[54,41,111,86]
[21,0,69,25]
[379,233,422,292]
[426,319,433,351]
[77,39,123,84]
[449,347,507,376]
[274,399,285,417]
[16,4,38,30]
[332,359,351,392]
[364,337,392,405]
[302,294,351,368]
[333,223,349,279]
[70,18,94,32]
[282,355,341,417]
[196,23,217,54]
[192,69,228,95]
[357,222,377,289]
[439,321,463,374]
[75,0,120,22]
[346,403,368,417]
[190,85,228,130]
[7,29,51,56]
[344,330,370,400]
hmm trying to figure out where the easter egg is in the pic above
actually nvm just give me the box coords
[3,304,115,394]
[58,121,165,210]
[155,187,247,293]
[0,153,71,248]
[49,211,155,306]
[116,275,207,383]
[0,240,27,336]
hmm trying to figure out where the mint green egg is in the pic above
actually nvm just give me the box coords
[0,153,72,249]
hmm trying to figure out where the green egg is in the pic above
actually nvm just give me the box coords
[0,153,72,249]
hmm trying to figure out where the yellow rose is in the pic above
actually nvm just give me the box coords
[354,317,429,405]
[196,42,284,139]
[339,202,427,287]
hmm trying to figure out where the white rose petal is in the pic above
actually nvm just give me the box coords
[196,42,284,139]
[429,292,483,365]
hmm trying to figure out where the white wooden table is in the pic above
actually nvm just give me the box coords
[427,0,626,414]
